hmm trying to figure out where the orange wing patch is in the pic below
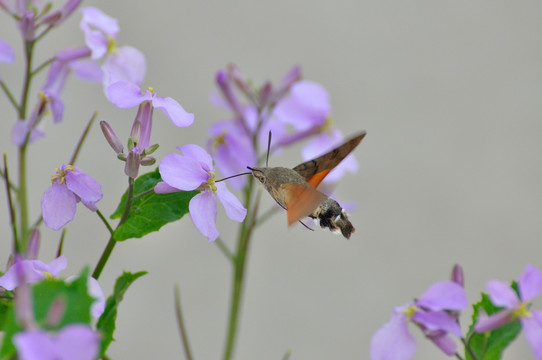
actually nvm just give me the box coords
[282,183,327,226]
[306,169,332,188]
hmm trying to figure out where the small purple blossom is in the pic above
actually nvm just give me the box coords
[0,256,67,291]
[106,81,194,127]
[207,120,256,190]
[273,80,330,131]
[41,164,102,230]
[13,324,100,360]
[79,6,146,88]
[475,264,542,359]
[371,281,467,360]
[156,144,246,241]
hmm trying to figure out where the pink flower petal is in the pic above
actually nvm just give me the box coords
[159,153,207,191]
[41,183,77,230]
[370,312,417,360]
[65,168,102,206]
[416,281,467,311]
[102,46,146,88]
[487,280,520,308]
[215,182,247,222]
[519,264,542,302]
[189,192,219,241]
[0,38,15,63]
[177,144,213,171]
[521,312,542,359]
[154,181,181,193]
[152,95,194,128]
[106,81,149,108]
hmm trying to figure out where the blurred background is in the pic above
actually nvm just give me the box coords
[1,0,542,358]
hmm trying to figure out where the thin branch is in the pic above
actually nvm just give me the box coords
[3,153,19,253]
[56,228,66,257]
[96,209,114,235]
[214,237,234,262]
[32,56,55,77]
[174,283,194,360]
[69,112,98,165]
[0,81,20,113]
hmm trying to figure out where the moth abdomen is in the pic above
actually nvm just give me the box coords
[310,198,355,239]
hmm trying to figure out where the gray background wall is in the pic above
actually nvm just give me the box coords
[1,0,542,358]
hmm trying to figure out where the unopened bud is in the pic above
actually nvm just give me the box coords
[144,143,159,155]
[46,297,65,327]
[125,151,140,179]
[26,229,40,260]
[100,121,123,154]
[451,264,464,288]
[140,156,156,166]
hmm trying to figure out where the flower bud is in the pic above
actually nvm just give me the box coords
[100,121,123,154]
[46,297,65,327]
[125,151,139,178]
[144,143,159,155]
[140,156,155,166]
[26,229,40,260]
[451,264,464,288]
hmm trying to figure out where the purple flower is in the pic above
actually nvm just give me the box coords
[475,264,542,359]
[0,38,14,64]
[273,80,330,131]
[79,6,119,59]
[79,6,146,88]
[156,144,246,241]
[13,324,100,360]
[101,102,158,178]
[106,81,194,128]
[207,120,256,190]
[41,164,102,230]
[0,256,67,291]
[371,281,467,360]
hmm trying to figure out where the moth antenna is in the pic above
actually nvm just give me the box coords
[266,130,272,167]
[215,172,252,183]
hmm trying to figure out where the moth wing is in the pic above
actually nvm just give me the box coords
[281,183,327,226]
[293,132,366,187]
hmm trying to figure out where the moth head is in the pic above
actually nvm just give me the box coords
[247,166,266,184]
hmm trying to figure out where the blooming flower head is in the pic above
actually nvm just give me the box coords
[0,37,15,64]
[371,280,467,360]
[14,324,100,360]
[41,164,102,230]
[106,81,194,128]
[155,144,246,241]
[475,264,542,359]
[0,256,67,291]
[76,6,146,88]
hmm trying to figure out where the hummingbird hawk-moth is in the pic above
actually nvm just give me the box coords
[247,131,366,239]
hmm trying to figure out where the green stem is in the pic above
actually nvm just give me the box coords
[17,39,35,253]
[222,177,258,360]
[92,177,135,279]
[0,81,20,113]
[3,154,19,253]
[174,283,194,360]
[215,237,235,263]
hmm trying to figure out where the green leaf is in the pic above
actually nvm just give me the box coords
[111,168,198,241]
[0,268,94,358]
[97,271,147,356]
[465,284,522,360]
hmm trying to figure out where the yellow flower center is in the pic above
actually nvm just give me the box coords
[403,304,418,319]
[147,87,155,94]
[512,302,532,319]
[212,131,227,150]
[51,165,75,184]
[320,115,334,135]
[106,35,117,54]
[206,171,217,192]
[43,271,54,280]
